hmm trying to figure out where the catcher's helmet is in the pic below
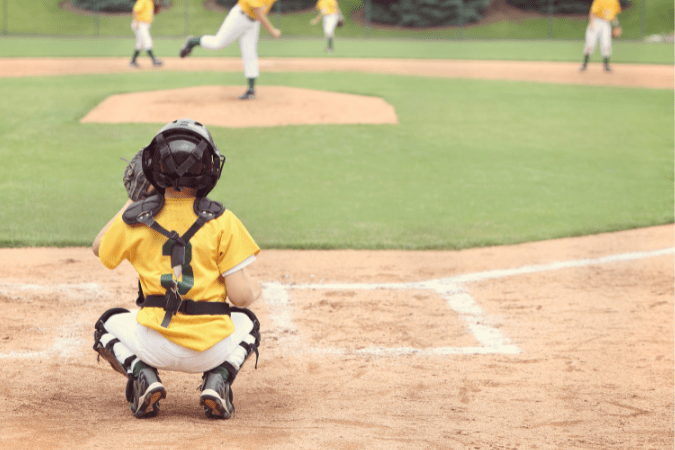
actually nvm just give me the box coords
[142,118,225,197]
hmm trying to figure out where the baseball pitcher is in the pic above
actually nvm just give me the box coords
[179,0,281,100]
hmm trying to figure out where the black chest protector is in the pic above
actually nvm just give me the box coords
[122,194,227,327]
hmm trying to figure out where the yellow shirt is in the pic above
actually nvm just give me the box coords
[590,0,621,21]
[99,197,260,351]
[239,0,278,20]
[133,0,154,23]
[316,0,338,15]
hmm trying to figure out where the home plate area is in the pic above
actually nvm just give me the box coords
[262,279,521,357]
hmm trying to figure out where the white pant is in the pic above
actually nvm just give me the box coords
[584,17,612,57]
[322,13,339,38]
[132,21,153,51]
[105,310,254,373]
[200,4,261,79]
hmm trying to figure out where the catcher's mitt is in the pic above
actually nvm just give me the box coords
[154,1,162,14]
[337,13,344,28]
[612,26,622,38]
[123,149,153,201]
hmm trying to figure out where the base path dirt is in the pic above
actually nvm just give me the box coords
[0,58,673,449]
[0,225,672,449]
[0,57,672,89]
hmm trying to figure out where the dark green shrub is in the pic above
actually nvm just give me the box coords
[71,0,136,13]
[505,0,630,15]
[371,0,489,27]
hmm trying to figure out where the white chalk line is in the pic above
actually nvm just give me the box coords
[0,283,103,360]
[1,247,672,360]
[263,247,674,357]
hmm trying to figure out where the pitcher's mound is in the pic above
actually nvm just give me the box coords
[81,85,399,128]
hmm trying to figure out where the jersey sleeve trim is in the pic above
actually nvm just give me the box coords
[222,255,257,277]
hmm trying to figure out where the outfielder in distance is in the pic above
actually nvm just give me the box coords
[179,0,281,100]
[92,118,262,419]
[310,0,343,53]
[129,0,163,68]
[580,0,622,73]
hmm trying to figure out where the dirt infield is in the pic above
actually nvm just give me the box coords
[0,57,672,89]
[0,226,672,449]
[0,58,673,449]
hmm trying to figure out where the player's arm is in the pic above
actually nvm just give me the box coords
[253,6,281,38]
[225,267,262,308]
[92,199,134,257]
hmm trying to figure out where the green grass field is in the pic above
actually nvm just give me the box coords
[0,68,671,249]
[0,35,673,64]
[0,1,672,249]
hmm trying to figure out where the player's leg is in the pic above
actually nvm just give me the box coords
[323,14,339,52]
[181,5,251,57]
[138,22,162,67]
[580,24,598,71]
[238,21,261,100]
[93,308,166,418]
[130,22,141,67]
[599,20,613,72]
[200,307,261,419]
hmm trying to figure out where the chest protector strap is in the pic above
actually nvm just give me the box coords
[122,195,226,328]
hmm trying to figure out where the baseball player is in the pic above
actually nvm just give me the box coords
[92,118,262,419]
[130,0,162,68]
[179,0,281,100]
[310,0,341,53]
[580,0,622,72]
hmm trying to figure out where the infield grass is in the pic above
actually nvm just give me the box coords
[0,71,671,249]
[1,36,673,65]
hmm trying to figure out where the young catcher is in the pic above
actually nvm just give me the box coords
[179,0,281,100]
[92,118,262,419]
[130,0,163,68]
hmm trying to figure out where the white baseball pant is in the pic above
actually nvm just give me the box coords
[322,13,339,38]
[200,4,261,79]
[584,17,612,57]
[132,21,153,51]
[104,309,255,373]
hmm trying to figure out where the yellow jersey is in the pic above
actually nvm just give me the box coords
[239,0,278,20]
[99,196,260,352]
[133,0,154,23]
[590,0,621,21]
[316,0,338,15]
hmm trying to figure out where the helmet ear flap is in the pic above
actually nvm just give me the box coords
[141,143,165,196]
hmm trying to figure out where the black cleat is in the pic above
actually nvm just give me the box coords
[239,89,256,100]
[199,371,234,419]
[129,367,166,418]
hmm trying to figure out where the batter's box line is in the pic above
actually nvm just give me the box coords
[261,247,674,357]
